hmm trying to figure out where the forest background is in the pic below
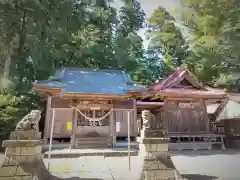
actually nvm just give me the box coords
[1,0,240,142]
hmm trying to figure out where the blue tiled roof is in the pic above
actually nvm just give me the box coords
[35,68,145,95]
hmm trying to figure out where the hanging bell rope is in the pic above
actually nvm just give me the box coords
[70,106,113,122]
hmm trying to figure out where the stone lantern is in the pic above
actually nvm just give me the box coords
[139,110,184,180]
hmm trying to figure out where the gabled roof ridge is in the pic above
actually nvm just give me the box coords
[149,69,176,89]
[151,68,205,91]
[185,69,205,89]
[162,68,186,89]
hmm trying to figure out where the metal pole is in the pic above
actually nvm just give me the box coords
[128,111,131,170]
[48,108,56,170]
[93,109,96,126]
[69,108,74,151]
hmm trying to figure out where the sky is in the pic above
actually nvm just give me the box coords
[112,0,181,48]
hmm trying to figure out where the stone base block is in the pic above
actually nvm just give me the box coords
[3,140,42,148]
[145,143,169,152]
[144,169,176,180]
[0,165,36,179]
[144,151,169,160]
[8,154,42,163]
[16,166,31,176]
[141,129,166,138]
[0,177,17,180]
[0,175,35,180]
[5,145,42,156]
[10,130,41,140]
[142,138,169,145]
[0,165,17,176]
[2,157,18,166]
[143,159,173,170]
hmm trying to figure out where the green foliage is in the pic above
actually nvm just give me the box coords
[148,6,188,68]
[180,0,240,83]
[0,89,44,150]
[145,0,240,88]
[0,0,148,143]
[0,0,147,81]
[132,49,173,85]
[214,73,240,92]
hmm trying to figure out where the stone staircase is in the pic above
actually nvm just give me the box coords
[73,136,113,149]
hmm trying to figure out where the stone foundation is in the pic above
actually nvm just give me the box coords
[0,130,41,180]
[140,130,184,180]
[0,128,184,180]
[0,130,103,180]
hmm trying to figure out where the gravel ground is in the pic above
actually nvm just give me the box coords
[1,149,240,180]
[43,149,240,180]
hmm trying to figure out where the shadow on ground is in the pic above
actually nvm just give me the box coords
[183,174,218,180]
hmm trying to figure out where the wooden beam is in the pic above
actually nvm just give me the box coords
[33,85,62,97]
[63,93,128,100]
[76,103,113,110]
[154,91,227,99]
[152,95,226,103]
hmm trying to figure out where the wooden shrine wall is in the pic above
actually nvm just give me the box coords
[46,108,73,138]
[43,97,73,138]
[44,97,137,138]
[163,99,209,133]
[113,100,137,137]
[152,111,165,130]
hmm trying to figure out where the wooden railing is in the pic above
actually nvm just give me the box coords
[169,133,226,150]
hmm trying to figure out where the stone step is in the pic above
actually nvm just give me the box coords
[74,137,113,149]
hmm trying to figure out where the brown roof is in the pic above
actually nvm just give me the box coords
[142,68,227,99]
[150,68,204,91]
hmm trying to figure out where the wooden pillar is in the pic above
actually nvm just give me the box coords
[133,99,137,138]
[113,110,117,147]
[71,108,77,148]
[109,110,115,147]
[163,98,168,134]
[201,98,210,133]
[44,96,52,144]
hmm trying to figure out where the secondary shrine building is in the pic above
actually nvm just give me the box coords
[135,68,228,150]
[33,68,144,148]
